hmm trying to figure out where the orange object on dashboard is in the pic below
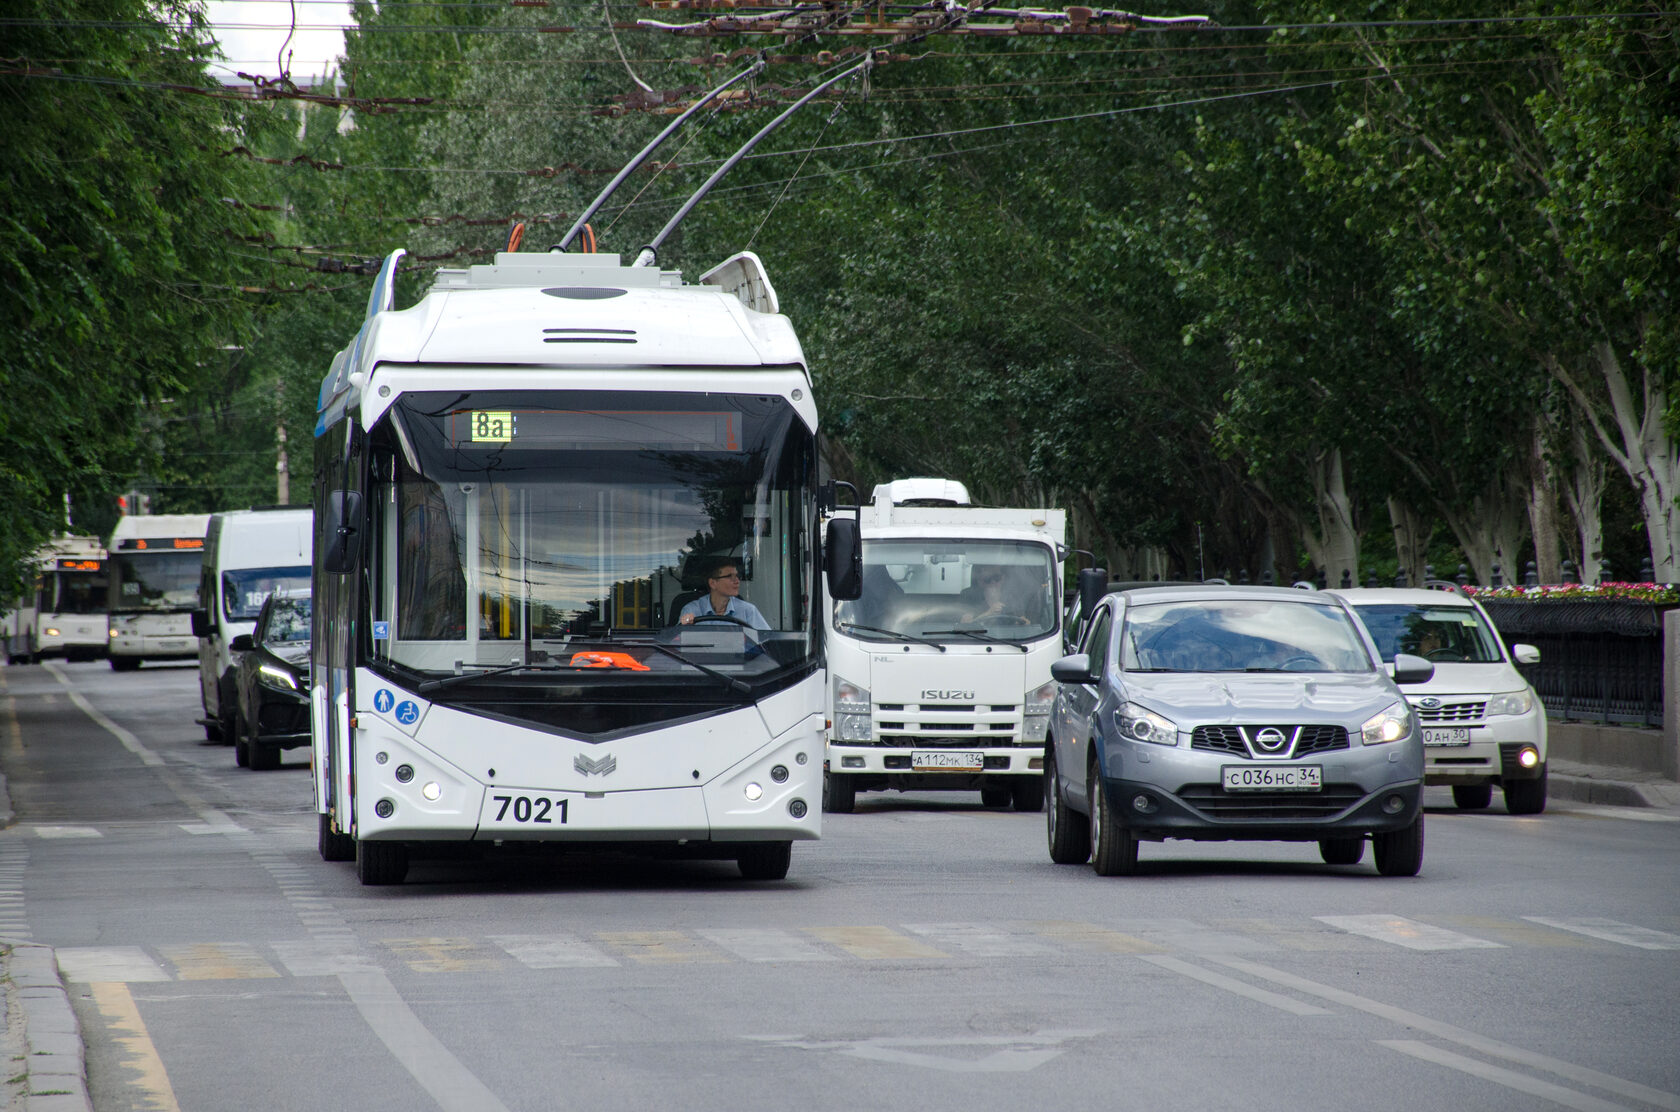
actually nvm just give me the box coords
[570,650,649,671]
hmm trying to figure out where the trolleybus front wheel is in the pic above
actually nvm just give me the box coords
[736,841,791,880]
[356,840,409,885]
[319,814,355,862]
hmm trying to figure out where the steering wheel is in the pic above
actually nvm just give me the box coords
[1425,648,1465,661]
[987,615,1031,627]
[689,613,752,629]
[1277,654,1322,671]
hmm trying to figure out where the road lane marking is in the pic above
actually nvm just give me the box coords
[1202,954,1680,1111]
[1522,917,1680,950]
[1022,920,1165,953]
[489,934,621,968]
[339,970,516,1112]
[746,1030,1102,1073]
[901,923,1059,957]
[802,925,948,959]
[158,943,280,981]
[596,930,730,964]
[383,937,504,973]
[57,946,171,983]
[0,842,28,939]
[695,928,840,963]
[90,982,180,1111]
[1137,955,1332,1016]
[1314,914,1504,950]
[1381,1040,1642,1112]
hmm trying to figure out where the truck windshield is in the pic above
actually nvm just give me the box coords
[109,552,201,613]
[364,388,816,687]
[833,539,1058,643]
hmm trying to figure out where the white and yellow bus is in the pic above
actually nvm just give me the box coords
[3,535,107,664]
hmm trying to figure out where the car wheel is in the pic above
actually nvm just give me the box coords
[356,840,409,885]
[823,771,856,814]
[318,813,355,862]
[1087,761,1138,876]
[737,841,792,880]
[1503,769,1547,815]
[1372,812,1425,877]
[110,656,140,672]
[980,785,1012,808]
[1452,784,1493,810]
[233,715,250,768]
[1318,836,1365,866]
[1045,749,1090,865]
[1011,776,1043,813]
[247,714,280,772]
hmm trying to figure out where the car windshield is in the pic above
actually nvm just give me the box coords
[263,597,312,645]
[832,538,1059,643]
[1349,603,1504,663]
[1120,597,1374,673]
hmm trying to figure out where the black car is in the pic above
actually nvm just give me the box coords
[231,592,312,771]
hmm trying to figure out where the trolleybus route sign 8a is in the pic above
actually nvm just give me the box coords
[446,408,741,452]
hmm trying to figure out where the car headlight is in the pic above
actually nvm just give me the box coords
[1117,702,1178,746]
[1022,680,1057,742]
[1485,689,1534,717]
[834,677,871,742]
[258,663,299,692]
[1361,701,1412,745]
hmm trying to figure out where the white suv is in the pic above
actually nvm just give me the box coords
[1330,585,1547,814]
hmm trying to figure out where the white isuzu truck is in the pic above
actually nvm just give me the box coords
[824,478,1067,812]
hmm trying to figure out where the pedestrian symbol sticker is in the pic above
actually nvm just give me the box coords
[395,700,420,725]
[373,690,394,714]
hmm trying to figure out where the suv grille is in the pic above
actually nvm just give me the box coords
[1415,700,1486,724]
[1190,725,1350,759]
[1178,783,1366,820]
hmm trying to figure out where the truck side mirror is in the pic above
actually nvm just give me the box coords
[190,608,210,639]
[1077,567,1108,620]
[322,490,364,573]
[825,516,862,601]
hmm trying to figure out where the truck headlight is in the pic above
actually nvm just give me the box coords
[1022,680,1057,743]
[1117,702,1178,747]
[834,677,871,742]
[1361,701,1412,745]
[1485,689,1534,717]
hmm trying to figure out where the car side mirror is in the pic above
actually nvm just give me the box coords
[1512,643,1540,665]
[229,634,255,652]
[1391,653,1435,685]
[1051,653,1096,685]
[322,490,364,573]
[190,608,210,639]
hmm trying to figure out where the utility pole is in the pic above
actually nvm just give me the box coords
[276,380,289,505]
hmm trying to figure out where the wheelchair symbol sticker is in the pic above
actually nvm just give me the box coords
[373,690,394,714]
[395,700,420,726]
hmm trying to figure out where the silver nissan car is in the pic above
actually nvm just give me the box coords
[1046,584,1432,876]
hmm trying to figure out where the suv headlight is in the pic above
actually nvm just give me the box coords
[1485,689,1534,717]
[1022,681,1057,743]
[1361,701,1412,745]
[1117,702,1178,747]
[833,677,871,742]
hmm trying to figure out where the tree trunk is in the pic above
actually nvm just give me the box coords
[1525,418,1562,585]
[1559,419,1606,583]
[1386,496,1432,588]
[1300,447,1359,589]
[1439,463,1530,587]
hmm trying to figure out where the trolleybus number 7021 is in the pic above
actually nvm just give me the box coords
[491,795,569,824]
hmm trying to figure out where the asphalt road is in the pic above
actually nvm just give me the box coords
[3,660,1678,1112]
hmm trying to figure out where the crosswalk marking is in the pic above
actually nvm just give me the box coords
[1436,916,1600,949]
[488,934,620,968]
[902,923,1058,957]
[159,943,280,981]
[804,925,948,960]
[695,928,839,963]
[1022,920,1164,953]
[271,940,381,977]
[1315,914,1505,951]
[57,946,171,983]
[382,937,504,973]
[33,825,102,839]
[1523,917,1680,951]
[597,930,729,964]
[1207,918,1375,952]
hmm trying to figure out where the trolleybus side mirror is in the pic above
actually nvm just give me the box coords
[322,490,364,573]
[190,608,210,639]
[825,517,863,601]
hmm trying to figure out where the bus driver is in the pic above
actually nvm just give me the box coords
[678,558,770,630]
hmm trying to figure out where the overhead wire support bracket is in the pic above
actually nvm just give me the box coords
[552,54,769,251]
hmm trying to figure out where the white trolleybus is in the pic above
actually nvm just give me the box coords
[312,244,862,884]
[3,535,108,664]
[106,513,211,670]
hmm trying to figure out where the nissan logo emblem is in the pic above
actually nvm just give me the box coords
[1252,727,1288,753]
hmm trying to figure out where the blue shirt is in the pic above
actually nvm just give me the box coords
[679,595,770,630]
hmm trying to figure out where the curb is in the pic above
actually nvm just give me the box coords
[7,943,91,1112]
[1549,772,1680,810]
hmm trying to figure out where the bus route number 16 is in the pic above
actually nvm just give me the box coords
[491,794,568,824]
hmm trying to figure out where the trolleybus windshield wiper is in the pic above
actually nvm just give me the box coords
[642,642,752,695]
[836,622,947,652]
[416,659,572,694]
[921,628,1031,652]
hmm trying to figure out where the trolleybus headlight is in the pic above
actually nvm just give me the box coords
[770,764,788,783]
[44,627,60,638]
[374,799,395,818]
[395,764,414,783]
[421,782,442,801]
[744,782,763,801]
[788,799,807,818]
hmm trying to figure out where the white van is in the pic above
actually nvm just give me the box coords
[192,507,312,741]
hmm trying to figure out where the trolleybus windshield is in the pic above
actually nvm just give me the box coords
[364,388,815,691]
[109,551,202,613]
